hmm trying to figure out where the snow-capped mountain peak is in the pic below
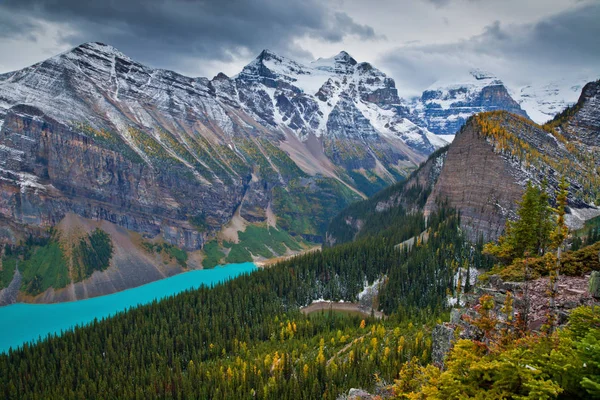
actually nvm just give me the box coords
[231,49,442,155]
[411,69,527,136]
[311,51,357,74]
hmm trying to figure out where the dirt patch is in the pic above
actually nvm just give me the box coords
[301,301,384,319]
[266,202,277,228]
[219,206,248,244]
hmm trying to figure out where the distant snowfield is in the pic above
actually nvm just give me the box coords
[437,135,455,143]
[512,77,597,124]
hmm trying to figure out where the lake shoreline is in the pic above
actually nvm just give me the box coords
[0,262,256,354]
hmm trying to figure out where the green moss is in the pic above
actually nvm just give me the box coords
[20,242,70,295]
[224,226,304,264]
[202,240,226,269]
[142,241,188,268]
[0,256,17,289]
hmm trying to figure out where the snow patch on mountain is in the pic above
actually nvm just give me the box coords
[420,69,503,110]
[514,77,598,124]
[232,49,440,153]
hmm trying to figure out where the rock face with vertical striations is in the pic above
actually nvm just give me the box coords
[424,117,526,240]
[425,107,600,240]
[0,43,450,301]
[555,80,600,147]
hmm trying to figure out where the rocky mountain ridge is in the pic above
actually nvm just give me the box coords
[0,42,449,302]
[410,70,529,137]
[0,42,445,249]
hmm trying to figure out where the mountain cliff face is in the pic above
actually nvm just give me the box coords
[0,43,445,244]
[0,43,449,302]
[553,80,600,147]
[425,109,599,240]
[411,70,528,136]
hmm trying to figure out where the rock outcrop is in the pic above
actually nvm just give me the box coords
[432,273,598,366]
[557,80,600,147]
[426,109,599,241]
[424,117,525,240]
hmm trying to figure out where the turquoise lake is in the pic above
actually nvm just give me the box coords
[0,262,257,353]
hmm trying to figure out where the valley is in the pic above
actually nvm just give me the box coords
[0,28,598,399]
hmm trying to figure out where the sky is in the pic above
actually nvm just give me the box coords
[0,0,598,97]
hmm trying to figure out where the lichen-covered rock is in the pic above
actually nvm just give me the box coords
[431,324,455,367]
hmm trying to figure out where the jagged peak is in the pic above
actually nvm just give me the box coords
[256,49,281,62]
[68,42,131,60]
[212,72,230,81]
[312,51,357,73]
[333,51,357,65]
[469,69,497,81]
[240,49,291,71]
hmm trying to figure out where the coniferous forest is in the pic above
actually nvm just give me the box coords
[0,207,476,399]
[3,186,599,398]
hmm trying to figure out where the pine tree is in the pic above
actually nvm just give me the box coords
[484,182,553,264]
[547,177,569,333]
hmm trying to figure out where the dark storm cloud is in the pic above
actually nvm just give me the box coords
[0,0,378,75]
[0,9,39,39]
[380,2,600,95]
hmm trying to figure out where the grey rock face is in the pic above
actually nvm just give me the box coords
[431,324,455,367]
[0,43,447,253]
[559,80,600,147]
[426,110,598,241]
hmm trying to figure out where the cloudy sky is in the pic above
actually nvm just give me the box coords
[0,0,598,97]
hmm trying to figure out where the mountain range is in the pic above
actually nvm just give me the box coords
[0,42,596,303]
[327,79,600,246]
